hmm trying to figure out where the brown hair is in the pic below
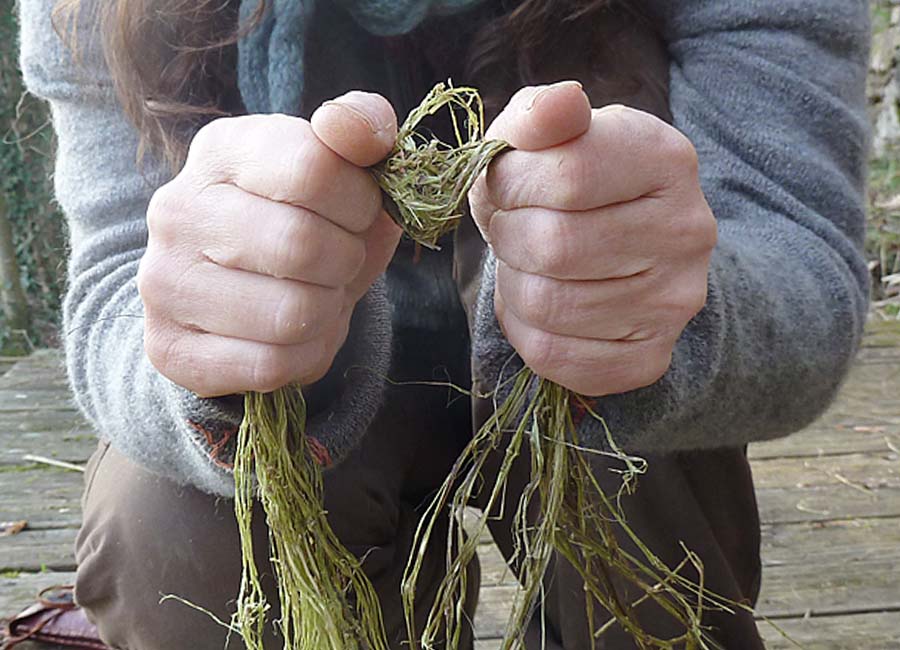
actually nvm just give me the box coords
[54,0,623,167]
[53,0,251,166]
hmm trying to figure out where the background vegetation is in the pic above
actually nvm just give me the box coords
[0,7,67,355]
[868,1,900,322]
[0,2,898,355]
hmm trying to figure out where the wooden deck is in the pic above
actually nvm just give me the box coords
[1,346,899,649]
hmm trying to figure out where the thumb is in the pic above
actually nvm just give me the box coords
[310,91,399,167]
[485,80,591,151]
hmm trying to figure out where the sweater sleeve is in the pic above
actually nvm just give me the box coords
[472,0,871,452]
[18,0,393,495]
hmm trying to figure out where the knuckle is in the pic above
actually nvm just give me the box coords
[685,283,709,318]
[143,322,181,379]
[516,328,559,379]
[647,341,674,382]
[567,374,604,398]
[283,132,338,207]
[188,117,232,161]
[251,346,294,393]
[668,207,717,255]
[631,341,672,389]
[136,252,169,306]
[146,182,183,244]
[271,210,317,277]
[303,360,330,385]
[515,275,556,329]
[305,338,337,384]
[551,153,590,209]
[532,227,571,277]
[487,159,527,211]
[696,211,719,251]
[555,175,583,211]
[665,278,707,324]
[583,340,671,396]
[271,290,308,343]
[343,237,368,283]
[661,129,699,177]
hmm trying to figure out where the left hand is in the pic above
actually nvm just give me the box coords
[469,81,717,397]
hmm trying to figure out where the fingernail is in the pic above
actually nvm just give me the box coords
[323,91,391,134]
[526,80,583,112]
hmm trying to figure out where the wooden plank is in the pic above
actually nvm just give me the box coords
[0,351,69,391]
[747,348,900,461]
[855,343,900,361]
[0,467,83,529]
[0,409,89,435]
[759,611,900,650]
[757,484,900,524]
[749,426,900,460]
[761,517,900,565]
[752,452,900,490]
[0,528,77,572]
[0,389,77,412]
[470,481,900,539]
[473,585,517,640]
[473,611,900,649]
[0,370,70,391]
[0,429,97,465]
[757,557,900,618]
[475,518,900,579]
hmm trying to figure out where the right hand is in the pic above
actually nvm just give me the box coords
[138,92,401,397]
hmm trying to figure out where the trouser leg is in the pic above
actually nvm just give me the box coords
[75,372,478,650]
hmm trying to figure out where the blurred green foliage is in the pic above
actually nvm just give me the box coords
[868,0,900,313]
[0,8,68,354]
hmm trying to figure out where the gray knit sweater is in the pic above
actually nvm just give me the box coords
[19,0,871,496]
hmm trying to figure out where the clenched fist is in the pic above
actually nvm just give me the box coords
[469,81,717,397]
[138,92,402,397]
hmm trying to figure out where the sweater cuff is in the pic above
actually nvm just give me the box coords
[169,278,393,490]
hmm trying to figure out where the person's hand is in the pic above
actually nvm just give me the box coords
[469,81,717,397]
[138,92,401,397]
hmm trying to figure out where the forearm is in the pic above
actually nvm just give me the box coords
[20,0,395,493]
[469,0,870,452]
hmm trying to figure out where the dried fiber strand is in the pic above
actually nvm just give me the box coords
[371,82,509,249]
[232,389,389,650]
[402,368,734,649]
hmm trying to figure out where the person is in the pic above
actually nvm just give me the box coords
[17,0,870,648]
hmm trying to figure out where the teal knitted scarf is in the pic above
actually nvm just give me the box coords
[238,0,487,114]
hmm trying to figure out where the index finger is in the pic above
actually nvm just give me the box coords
[479,105,698,214]
[183,114,383,234]
[484,80,592,151]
